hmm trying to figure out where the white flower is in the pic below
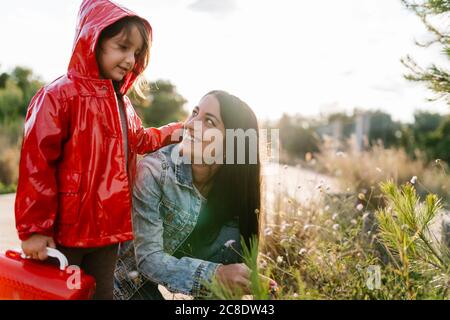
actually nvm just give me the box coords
[299,248,307,255]
[128,271,139,280]
[350,219,357,225]
[362,212,370,220]
[224,240,236,248]
[324,205,330,211]
[259,259,267,269]
[254,208,260,214]
[276,256,284,264]
[356,203,364,211]
[332,213,339,220]
[303,224,311,231]
[410,176,418,184]
[376,167,382,173]
[264,227,273,236]
[293,293,299,298]
[332,224,340,231]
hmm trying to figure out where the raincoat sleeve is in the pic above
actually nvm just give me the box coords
[15,88,69,241]
[132,155,221,297]
[132,106,183,154]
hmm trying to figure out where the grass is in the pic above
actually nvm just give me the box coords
[315,137,450,208]
[206,142,450,299]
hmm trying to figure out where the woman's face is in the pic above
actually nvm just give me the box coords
[180,94,226,164]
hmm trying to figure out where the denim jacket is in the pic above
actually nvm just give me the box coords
[114,143,224,299]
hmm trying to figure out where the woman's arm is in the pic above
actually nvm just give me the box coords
[132,154,221,297]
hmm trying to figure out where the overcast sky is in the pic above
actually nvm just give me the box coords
[1,0,449,122]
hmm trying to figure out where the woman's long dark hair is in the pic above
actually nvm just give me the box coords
[204,90,261,250]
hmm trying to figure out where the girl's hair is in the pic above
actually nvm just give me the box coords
[96,16,151,97]
[201,91,262,250]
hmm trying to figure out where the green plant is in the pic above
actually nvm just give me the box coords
[376,181,450,299]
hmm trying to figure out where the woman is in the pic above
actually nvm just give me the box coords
[114,91,267,299]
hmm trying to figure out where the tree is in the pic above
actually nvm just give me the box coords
[367,111,403,148]
[0,79,23,122]
[277,114,320,160]
[401,0,450,105]
[129,79,188,127]
[0,66,44,122]
[399,111,444,159]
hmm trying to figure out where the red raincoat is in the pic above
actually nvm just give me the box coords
[15,0,183,247]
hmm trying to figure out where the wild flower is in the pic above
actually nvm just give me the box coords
[258,259,267,269]
[356,203,364,211]
[224,240,236,248]
[410,176,418,184]
[280,222,291,232]
[128,271,139,280]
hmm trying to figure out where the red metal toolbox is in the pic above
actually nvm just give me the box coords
[0,248,96,300]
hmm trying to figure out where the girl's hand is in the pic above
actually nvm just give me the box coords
[215,263,251,294]
[21,234,56,261]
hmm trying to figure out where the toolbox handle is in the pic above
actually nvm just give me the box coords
[14,247,69,271]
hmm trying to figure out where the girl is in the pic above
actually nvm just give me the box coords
[14,0,183,300]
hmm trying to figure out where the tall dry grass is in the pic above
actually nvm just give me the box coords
[315,137,450,207]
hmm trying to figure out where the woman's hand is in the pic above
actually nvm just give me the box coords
[21,234,56,260]
[215,264,278,296]
[215,263,251,293]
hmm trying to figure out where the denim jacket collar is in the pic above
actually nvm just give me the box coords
[172,144,194,190]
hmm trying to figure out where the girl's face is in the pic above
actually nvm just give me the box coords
[96,25,145,81]
[181,94,226,164]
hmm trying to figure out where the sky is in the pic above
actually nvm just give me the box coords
[1,0,449,123]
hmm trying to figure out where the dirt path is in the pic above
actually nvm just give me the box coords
[0,193,20,253]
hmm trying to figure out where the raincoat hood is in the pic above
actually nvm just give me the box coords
[68,0,152,94]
